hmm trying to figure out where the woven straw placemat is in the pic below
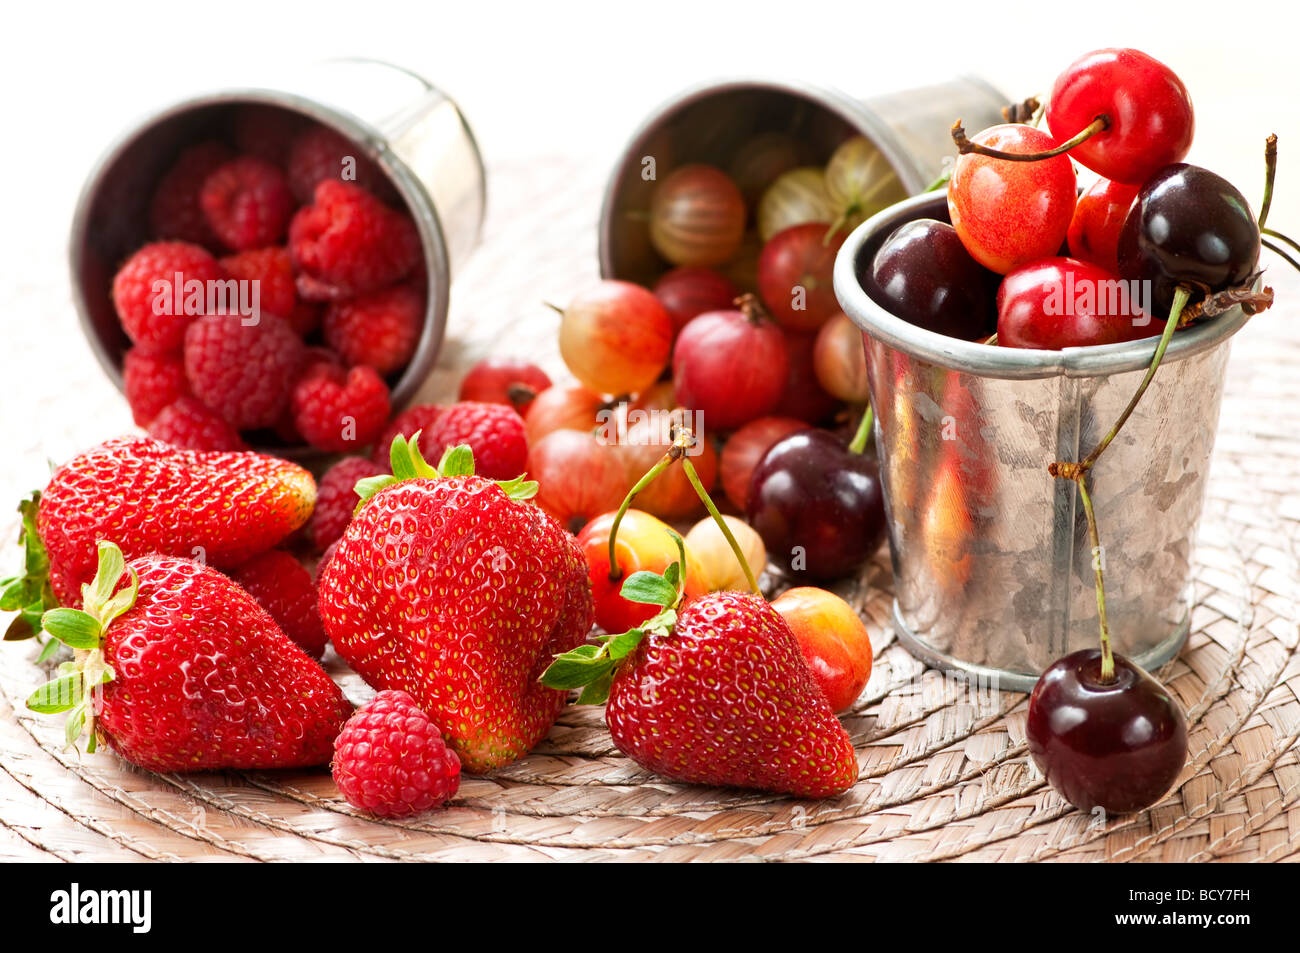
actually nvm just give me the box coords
[1,157,1297,862]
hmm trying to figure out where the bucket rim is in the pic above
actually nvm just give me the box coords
[833,191,1251,380]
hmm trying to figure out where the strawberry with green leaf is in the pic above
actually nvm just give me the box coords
[28,541,350,771]
[318,435,593,774]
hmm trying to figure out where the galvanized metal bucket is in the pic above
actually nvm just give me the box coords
[598,76,1007,283]
[834,192,1249,692]
[69,58,486,431]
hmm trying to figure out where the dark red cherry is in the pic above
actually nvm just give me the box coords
[1027,649,1187,815]
[1047,48,1194,185]
[1117,163,1261,315]
[746,429,886,581]
[997,257,1163,349]
[864,219,998,339]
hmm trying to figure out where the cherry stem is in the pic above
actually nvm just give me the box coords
[1258,133,1278,231]
[605,433,691,583]
[847,404,875,455]
[1262,236,1300,275]
[1073,475,1115,682]
[681,455,761,596]
[951,115,1109,162]
[984,332,999,346]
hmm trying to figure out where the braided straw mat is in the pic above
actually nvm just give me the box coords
[1,157,1298,863]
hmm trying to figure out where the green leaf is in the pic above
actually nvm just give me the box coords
[353,474,398,511]
[35,637,62,664]
[495,475,539,501]
[65,703,86,748]
[539,651,616,691]
[82,541,125,618]
[1,491,56,639]
[0,576,30,611]
[96,568,139,630]
[41,608,102,650]
[576,668,614,706]
[4,613,35,641]
[436,444,476,478]
[26,673,83,714]
[605,627,648,661]
[391,431,439,481]
[662,561,681,591]
[619,570,678,607]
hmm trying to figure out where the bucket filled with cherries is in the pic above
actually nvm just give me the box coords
[837,47,1294,814]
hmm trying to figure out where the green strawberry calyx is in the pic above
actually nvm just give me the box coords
[25,540,134,753]
[540,531,687,706]
[353,432,538,513]
[1,491,57,644]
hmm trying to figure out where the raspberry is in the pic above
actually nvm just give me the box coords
[184,313,305,430]
[230,105,306,166]
[232,550,328,659]
[148,141,233,249]
[371,403,445,465]
[122,348,188,426]
[426,401,528,480]
[147,396,248,452]
[286,125,391,205]
[286,299,322,337]
[288,180,420,298]
[291,363,390,452]
[332,690,460,818]
[323,283,425,376]
[218,246,297,322]
[305,456,387,553]
[113,242,226,354]
[200,157,294,251]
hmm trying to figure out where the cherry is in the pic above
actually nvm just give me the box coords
[577,509,709,633]
[649,164,746,268]
[458,356,552,417]
[683,514,766,593]
[865,219,998,339]
[672,295,789,431]
[1047,49,1194,185]
[746,414,886,581]
[948,125,1077,275]
[652,267,739,335]
[813,311,871,403]
[557,281,673,395]
[1067,178,1140,273]
[719,416,807,511]
[772,586,873,713]
[756,223,846,332]
[1117,163,1261,315]
[997,257,1163,350]
[528,428,630,535]
[1027,649,1188,814]
[777,331,840,425]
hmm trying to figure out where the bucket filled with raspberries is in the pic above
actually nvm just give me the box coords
[69,58,485,454]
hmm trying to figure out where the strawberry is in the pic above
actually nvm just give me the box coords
[24,542,350,772]
[318,435,593,773]
[8,436,315,618]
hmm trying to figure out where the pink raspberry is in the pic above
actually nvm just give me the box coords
[304,455,388,553]
[147,395,248,452]
[230,105,306,166]
[323,283,425,376]
[286,125,393,205]
[426,401,528,480]
[148,141,233,249]
[332,690,460,818]
[288,180,420,298]
[200,156,294,251]
[218,246,297,323]
[232,550,328,660]
[291,363,390,452]
[122,348,188,427]
[371,403,445,466]
[184,313,304,430]
[113,242,227,354]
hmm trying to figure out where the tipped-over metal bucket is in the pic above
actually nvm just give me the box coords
[834,192,1249,692]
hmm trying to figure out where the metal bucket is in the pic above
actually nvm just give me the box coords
[598,76,1007,283]
[69,58,486,436]
[834,192,1249,692]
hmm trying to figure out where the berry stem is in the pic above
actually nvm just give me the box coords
[1259,134,1278,231]
[847,404,875,455]
[1073,475,1115,683]
[951,115,1109,162]
[605,427,693,583]
[1262,237,1300,275]
[681,455,761,596]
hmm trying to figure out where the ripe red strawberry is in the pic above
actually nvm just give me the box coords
[332,690,461,817]
[112,241,226,354]
[122,348,188,427]
[290,363,390,452]
[318,438,593,773]
[370,403,444,466]
[304,455,387,553]
[24,542,349,772]
[322,282,424,375]
[232,550,328,659]
[543,529,857,798]
[200,156,294,251]
[148,395,248,452]
[184,312,304,430]
[425,401,528,481]
[289,180,420,298]
[458,357,553,417]
[148,141,233,249]
[25,436,315,610]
